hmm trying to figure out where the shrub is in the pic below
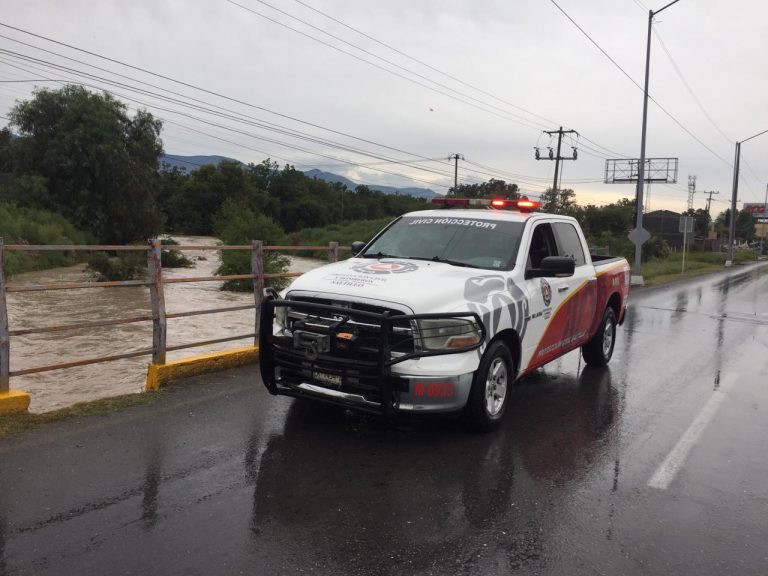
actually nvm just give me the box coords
[0,204,92,278]
[160,237,194,268]
[214,199,290,292]
[86,252,146,281]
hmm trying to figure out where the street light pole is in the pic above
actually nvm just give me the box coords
[631,0,681,286]
[761,182,768,255]
[725,128,768,266]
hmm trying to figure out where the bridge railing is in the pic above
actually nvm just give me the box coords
[0,238,342,393]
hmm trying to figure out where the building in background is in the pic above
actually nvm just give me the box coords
[644,210,683,249]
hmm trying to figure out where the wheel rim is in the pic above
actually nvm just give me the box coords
[485,357,508,416]
[602,316,615,357]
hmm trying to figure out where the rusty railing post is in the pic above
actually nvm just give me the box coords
[0,238,10,393]
[251,240,264,345]
[147,238,167,364]
[328,241,339,263]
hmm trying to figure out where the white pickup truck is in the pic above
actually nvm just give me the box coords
[259,197,630,431]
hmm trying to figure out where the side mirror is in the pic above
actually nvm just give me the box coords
[526,256,575,279]
[351,241,366,256]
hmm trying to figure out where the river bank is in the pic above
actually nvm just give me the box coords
[5,237,323,412]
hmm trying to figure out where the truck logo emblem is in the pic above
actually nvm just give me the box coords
[305,341,319,361]
[540,278,552,307]
[351,261,419,275]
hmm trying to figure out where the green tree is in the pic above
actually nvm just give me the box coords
[715,208,755,243]
[0,127,12,173]
[682,208,711,238]
[578,198,633,236]
[540,187,578,216]
[7,85,164,243]
[162,160,271,234]
[214,198,290,291]
[452,178,520,199]
[736,210,755,242]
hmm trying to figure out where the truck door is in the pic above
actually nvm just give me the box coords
[522,221,598,372]
[551,221,598,346]
[521,222,570,371]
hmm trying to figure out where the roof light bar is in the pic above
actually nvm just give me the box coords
[431,197,539,212]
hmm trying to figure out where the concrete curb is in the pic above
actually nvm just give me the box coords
[0,390,32,414]
[145,346,259,391]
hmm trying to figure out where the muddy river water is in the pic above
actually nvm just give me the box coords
[5,237,323,412]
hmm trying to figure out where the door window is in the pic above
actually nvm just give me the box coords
[526,223,557,270]
[552,222,586,266]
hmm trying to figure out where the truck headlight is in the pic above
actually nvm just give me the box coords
[274,305,288,330]
[417,318,481,350]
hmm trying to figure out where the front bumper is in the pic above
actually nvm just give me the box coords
[274,370,475,414]
[259,298,484,416]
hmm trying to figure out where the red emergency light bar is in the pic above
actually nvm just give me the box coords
[431,197,539,212]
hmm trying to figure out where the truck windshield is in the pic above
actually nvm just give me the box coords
[362,215,525,271]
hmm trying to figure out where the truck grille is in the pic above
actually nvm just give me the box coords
[269,297,413,402]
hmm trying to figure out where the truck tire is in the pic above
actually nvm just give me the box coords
[582,307,617,367]
[463,341,515,433]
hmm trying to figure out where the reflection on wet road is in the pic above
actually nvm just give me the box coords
[1,264,767,575]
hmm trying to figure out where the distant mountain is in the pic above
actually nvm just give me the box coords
[158,155,440,199]
[160,154,240,171]
[303,169,439,200]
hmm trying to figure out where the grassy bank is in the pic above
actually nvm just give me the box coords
[640,250,758,285]
[292,218,393,256]
[1,204,93,278]
[0,391,165,439]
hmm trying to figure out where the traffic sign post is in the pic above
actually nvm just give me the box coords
[679,216,694,274]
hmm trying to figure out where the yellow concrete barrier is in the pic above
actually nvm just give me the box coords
[0,390,32,414]
[145,345,259,391]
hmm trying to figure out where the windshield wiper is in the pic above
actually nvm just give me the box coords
[361,251,400,259]
[409,256,479,269]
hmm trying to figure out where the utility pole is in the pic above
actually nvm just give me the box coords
[449,153,464,196]
[726,129,768,265]
[704,190,719,217]
[631,0,681,285]
[762,183,768,255]
[534,127,578,193]
[687,175,697,211]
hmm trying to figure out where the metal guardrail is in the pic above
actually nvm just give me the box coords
[0,238,342,392]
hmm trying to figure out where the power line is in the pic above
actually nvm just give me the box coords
[223,0,546,132]
[291,0,558,128]
[0,50,478,185]
[650,26,764,195]
[288,0,629,159]
[0,21,626,195]
[1,30,573,191]
[0,50,569,193]
[652,27,731,143]
[0,22,488,171]
[548,0,733,168]
[0,57,465,189]
[243,0,551,131]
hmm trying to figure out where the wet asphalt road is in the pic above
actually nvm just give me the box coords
[1,263,767,576]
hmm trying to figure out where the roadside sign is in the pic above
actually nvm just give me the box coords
[679,216,694,234]
[628,226,651,245]
[743,203,767,215]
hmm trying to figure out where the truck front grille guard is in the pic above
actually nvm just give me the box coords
[258,298,486,418]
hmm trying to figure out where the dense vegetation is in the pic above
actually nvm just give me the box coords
[0,85,758,284]
[0,86,425,281]
[0,204,93,276]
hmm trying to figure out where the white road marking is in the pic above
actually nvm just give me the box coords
[647,372,739,490]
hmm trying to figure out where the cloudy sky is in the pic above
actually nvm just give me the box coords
[1,0,766,215]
